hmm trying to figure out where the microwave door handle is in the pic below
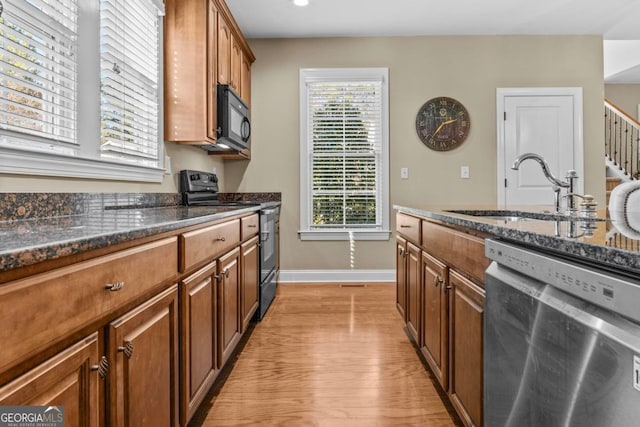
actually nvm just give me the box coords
[241,116,251,142]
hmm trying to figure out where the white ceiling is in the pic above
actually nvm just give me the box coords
[226,0,640,83]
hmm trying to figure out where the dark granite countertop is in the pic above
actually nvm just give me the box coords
[0,205,261,273]
[394,204,640,275]
[0,192,282,274]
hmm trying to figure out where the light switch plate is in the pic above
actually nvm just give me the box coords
[401,167,409,179]
[461,166,470,179]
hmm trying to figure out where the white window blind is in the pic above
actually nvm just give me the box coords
[0,0,78,154]
[99,0,162,168]
[300,68,390,240]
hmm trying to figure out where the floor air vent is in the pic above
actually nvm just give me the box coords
[340,284,367,288]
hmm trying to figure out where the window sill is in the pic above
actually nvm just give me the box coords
[298,230,391,241]
[0,146,164,183]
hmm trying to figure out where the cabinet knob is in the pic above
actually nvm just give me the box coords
[399,247,405,256]
[433,275,443,287]
[90,356,109,379]
[105,281,125,291]
[118,341,134,359]
[224,268,230,279]
[444,285,453,292]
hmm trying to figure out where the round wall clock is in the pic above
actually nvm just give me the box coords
[415,97,471,151]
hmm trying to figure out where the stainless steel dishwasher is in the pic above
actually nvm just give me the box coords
[484,239,640,427]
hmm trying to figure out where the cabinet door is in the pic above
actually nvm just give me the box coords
[241,236,259,332]
[405,241,421,344]
[395,236,407,319]
[180,263,218,426]
[109,286,179,427]
[217,14,231,84]
[240,52,251,107]
[0,333,101,427]
[207,0,218,141]
[217,247,241,368]
[421,252,449,389]
[449,271,484,427]
[230,36,241,93]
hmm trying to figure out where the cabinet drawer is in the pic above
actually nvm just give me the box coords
[0,237,178,375]
[180,219,240,272]
[422,221,490,284]
[396,212,421,243]
[241,214,259,240]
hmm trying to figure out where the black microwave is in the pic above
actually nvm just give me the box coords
[210,84,250,153]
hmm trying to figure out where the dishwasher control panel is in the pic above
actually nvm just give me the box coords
[485,239,640,324]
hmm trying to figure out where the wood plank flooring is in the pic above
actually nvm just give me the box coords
[190,283,458,426]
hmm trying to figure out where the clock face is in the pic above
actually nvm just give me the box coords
[415,97,471,151]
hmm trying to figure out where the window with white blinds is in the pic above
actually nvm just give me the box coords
[99,0,163,168]
[299,68,390,240]
[0,0,78,154]
[0,0,164,182]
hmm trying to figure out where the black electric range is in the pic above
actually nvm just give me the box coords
[179,169,278,320]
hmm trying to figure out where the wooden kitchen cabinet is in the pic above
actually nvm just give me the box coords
[421,251,449,390]
[230,36,242,93]
[395,236,407,319]
[164,0,254,152]
[109,285,179,427]
[0,333,101,427]
[217,247,241,368]
[448,271,484,427]
[164,0,218,145]
[179,262,218,426]
[240,235,260,331]
[396,212,489,427]
[405,240,421,344]
[217,13,231,85]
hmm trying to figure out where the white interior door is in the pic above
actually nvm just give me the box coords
[497,88,583,208]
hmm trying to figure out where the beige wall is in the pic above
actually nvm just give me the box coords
[0,142,226,193]
[225,35,605,271]
[605,84,640,120]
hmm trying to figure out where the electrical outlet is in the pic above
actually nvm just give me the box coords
[461,166,470,179]
[164,155,172,175]
[400,167,409,180]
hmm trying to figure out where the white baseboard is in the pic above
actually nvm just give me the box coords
[279,269,395,283]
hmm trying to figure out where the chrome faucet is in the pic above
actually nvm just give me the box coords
[511,153,578,214]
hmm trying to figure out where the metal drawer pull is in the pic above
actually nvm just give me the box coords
[434,275,442,287]
[214,236,226,242]
[400,225,411,228]
[247,224,257,228]
[118,341,134,359]
[105,281,125,291]
[91,356,109,379]
[223,268,229,279]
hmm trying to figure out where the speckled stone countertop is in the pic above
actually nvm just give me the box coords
[394,204,640,275]
[0,192,281,274]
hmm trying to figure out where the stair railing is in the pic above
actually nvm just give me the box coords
[605,99,640,180]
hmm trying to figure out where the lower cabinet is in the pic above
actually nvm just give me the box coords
[109,285,179,427]
[448,270,485,427]
[0,333,101,426]
[240,235,259,331]
[395,236,407,319]
[396,212,488,427]
[405,241,421,344]
[217,247,241,368]
[180,262,219,426]
[421,251,449,389]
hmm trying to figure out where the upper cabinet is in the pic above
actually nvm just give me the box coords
[164,0,255,158]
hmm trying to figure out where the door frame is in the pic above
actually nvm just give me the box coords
[496,87,584,206]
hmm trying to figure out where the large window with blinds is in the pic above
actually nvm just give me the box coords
[0,0,164,182]
[100,0,161,167]
[299,68,390,240]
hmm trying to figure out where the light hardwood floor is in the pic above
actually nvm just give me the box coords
[191,283,458,426]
